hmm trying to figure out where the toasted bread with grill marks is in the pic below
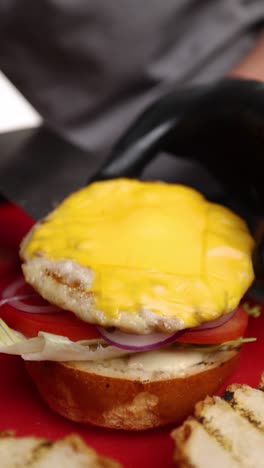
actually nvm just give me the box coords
[0,431,121,468]
[172,376,264,467]
[172,417,241,468]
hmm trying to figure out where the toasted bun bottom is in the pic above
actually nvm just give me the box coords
[25,350,240,431]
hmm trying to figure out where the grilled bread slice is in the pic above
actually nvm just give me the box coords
[171,378,264,467]
[259,372,264,390]
[0,432,121,468]
[171,417,241,468]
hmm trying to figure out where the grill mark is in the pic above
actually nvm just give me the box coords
[228,396,264,431]
[198,419,234,453]
[24,440,55,466]
[237,410,264,429]
[222,390,234,402]
[194,399,242,462]
[45,270,93,296]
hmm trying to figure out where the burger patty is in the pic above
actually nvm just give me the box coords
[20,254,185,334]
[20,180,254,335]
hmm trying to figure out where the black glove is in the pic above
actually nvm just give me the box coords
[94,78,264,215]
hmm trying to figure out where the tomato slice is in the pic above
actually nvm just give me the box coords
[0,303,101,341]
[0,303,247,344]
[0,275,101,341]
[175,306,248,344]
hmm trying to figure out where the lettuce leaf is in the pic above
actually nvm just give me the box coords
[243,302,261,318]
[0,319,255,362]
[0,319,131,361]
[171,336,256,353]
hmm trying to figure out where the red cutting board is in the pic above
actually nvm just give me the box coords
[0,201,263,468]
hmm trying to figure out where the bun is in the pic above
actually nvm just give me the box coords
[25,349,239,430]
[0,431,120,467]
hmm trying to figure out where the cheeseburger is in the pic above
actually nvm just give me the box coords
[0,179,255,430]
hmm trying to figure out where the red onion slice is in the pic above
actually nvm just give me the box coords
[6,300,61,314]
[191,309,237,331]
[1,276,61,314]
[96,327,183,351]
[0,294,34,307]
[97,308,237,351]
[2,277,29,299]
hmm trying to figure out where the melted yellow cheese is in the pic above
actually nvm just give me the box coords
[24,179,254,326]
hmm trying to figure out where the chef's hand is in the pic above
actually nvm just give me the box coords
[96,77,264,215]
[230,32,264,82]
